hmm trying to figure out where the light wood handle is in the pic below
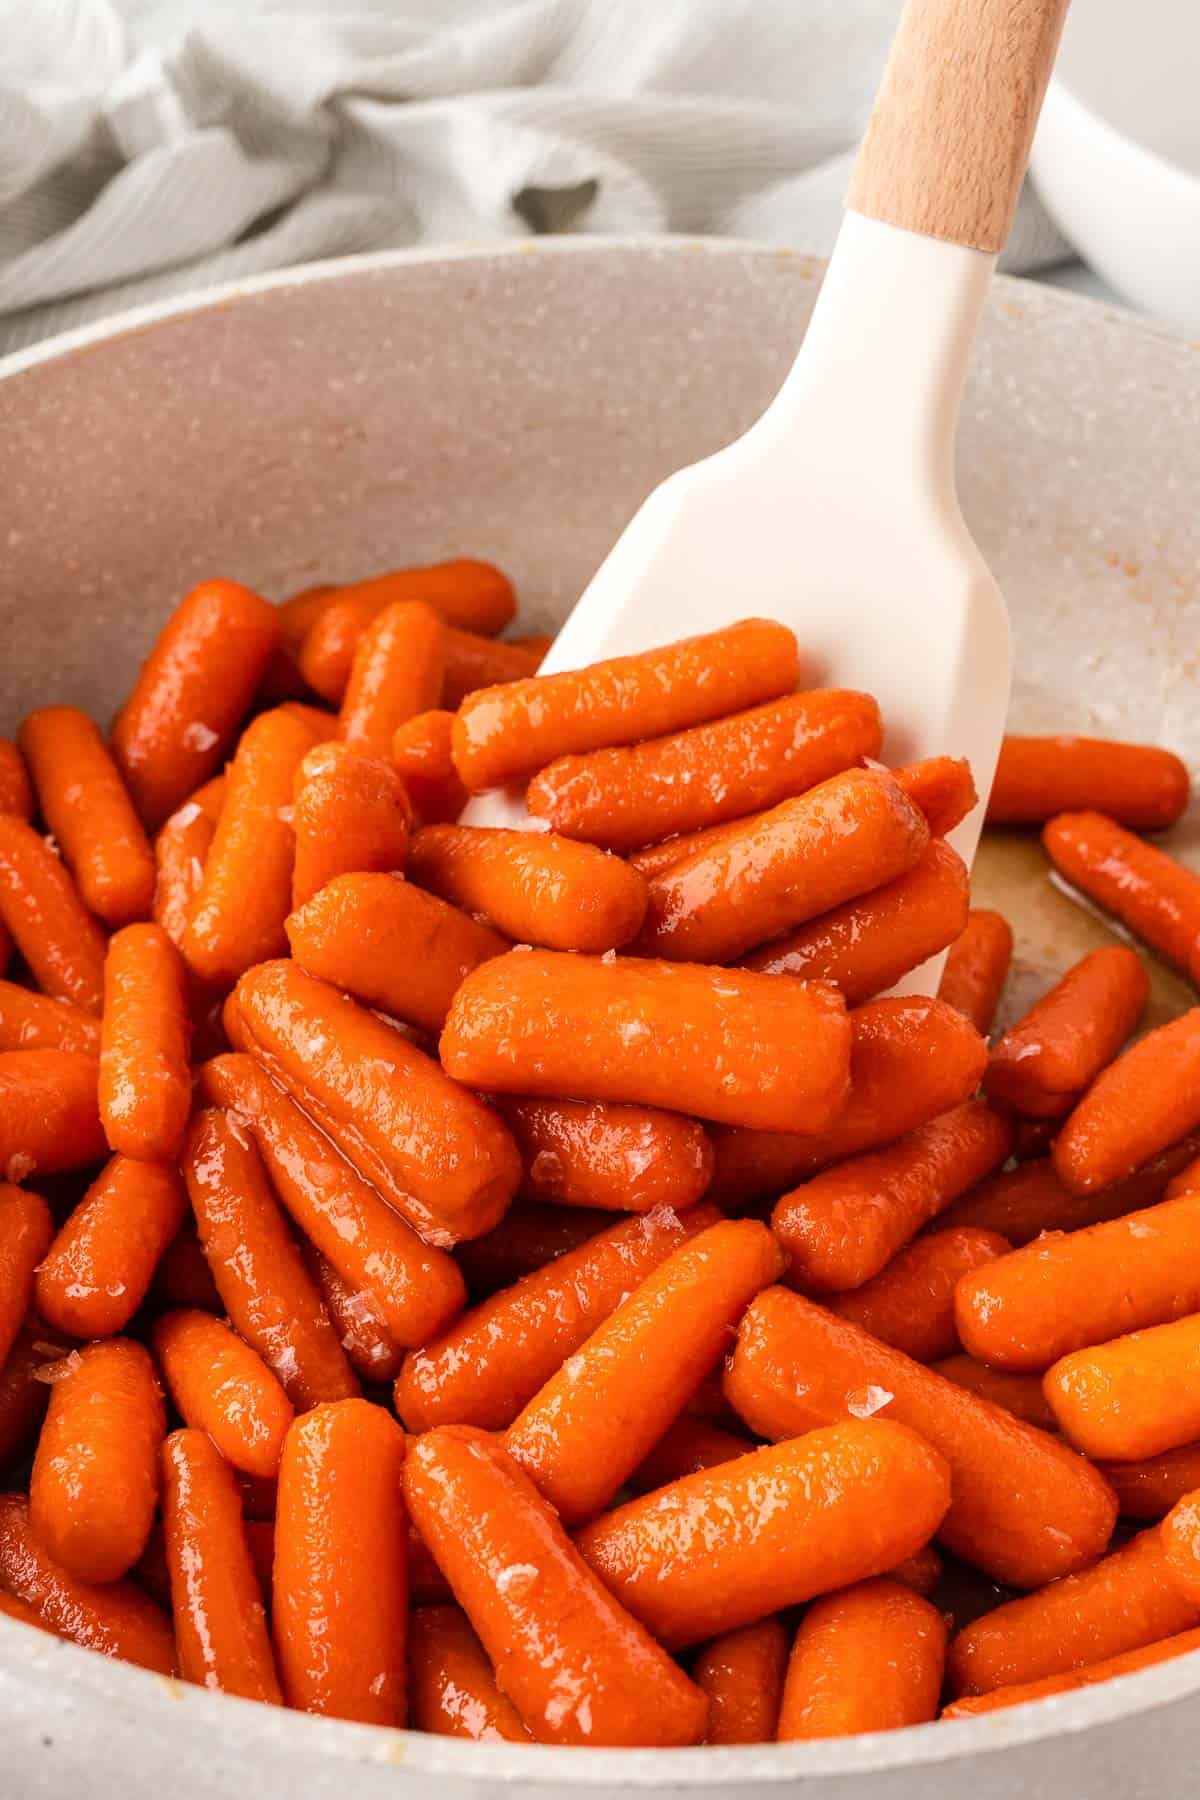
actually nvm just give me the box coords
[848,0,1070,254]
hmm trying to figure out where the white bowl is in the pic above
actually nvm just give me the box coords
[2,239,1200,1799]
[1030,0,1200,329]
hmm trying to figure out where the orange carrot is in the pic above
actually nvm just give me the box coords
[408,1605,532,1742]
[497,1097,712,1213]
[390,710,468,824]
[290,741,411,908]
[1097,1443,1200,1520]
[453,1202,609,1300]
[936,1142,1200,1245]
[0,739,33,821]
[339,600,445,756]
[628,815,754,881]
[891,756,978,838]
[943,1628,1200,1717]
[937,908,1013,1034]
[0,1049,105,1182]
[297,596,380,703]
[0,981,101,1055]
[36,1155,186,1337]
[1167,1153,1200,1200]
[776,1578,947,1738]
[152,1308,294,1479]
[985,947,1148,1119]
[0,816,107,1013]
[1054,1009,1200,1195]
[99,924,192,1161]
[1161,1490,1200,1604]
[301,1244,403,1385]
[828,1225,1010,1362]
[890,1544,944,1596]
[628,1416,755,1495]
[930,1355,1058,1432]
[0,1183,53,1370]
[279,561,515,648]
[694,1618,790,1744]
[989,735,1190,830]
[1044,811,1200,983]
[301,600,530,714]
[1046,1313,1200,1461]
[151,776,225,949]
[440,628,545,710]
[0,1328,58,1475]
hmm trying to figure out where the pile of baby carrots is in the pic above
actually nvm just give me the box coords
[4,559,1200,1748]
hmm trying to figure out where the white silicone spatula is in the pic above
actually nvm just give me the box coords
[469,0,1070,975]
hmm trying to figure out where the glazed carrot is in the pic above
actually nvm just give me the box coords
[742,839,969,1005]
[1161,1491,1200,1604]
[408,1605,532,1742]
[339,600,446,756]
[1098,1443,1200,1520]
[1168,1152,1200,1199]
[985,947,1148,1119]
[937,908,1013,1034]
[0,816,107,1012]
[628,1415,754,1495]
[279,701,340,740]
[183,1107,360,1409]
[182,707,319,985]
[724,1288,1117,1588]
[989,735,1190,830]
[111,579,280,830]
[0,1049,105,1182]
[30,1338,164,1582]
[301,1244,404,1385]
[694,1618,790,1744]
[0,981,101,1055]
[98,924,192,1161]
[274,1399,408,1723]
[0,1494,175,1673]
[948,1524,1197,1696]
[396,1204,717,1433]
[152,1224,222,1313]
[0,1328,57,1474]
[297,596,380,703]
[1044,811,1200,983]
[405,1425,708,1746]
[453,1201,609,1300]
[496,1097,712,1213]
[1054,1009,1200,1195]
[152,1309,294,1479]
[302,602,528,712]
[891,756,978,838]
[772,1100,1014,1293]
[19,706,155,928]
[162,1429,282,1702]
[0,1183,53,1371]
[440,629,544,709]
[1046,1314,1200,1461]
[943,1628,1200,1717]
[390,710,467,824]
[441,950,850,1134]
[453,618,800,792]
[628,815,752,881]
[226,960,520,1245]
[827,1226,1010,1362]
[505,1220,782,1523]
[635,768,929,964]
[890,1544,944,1596]
[290,741,411,908]
[575,1419,951,1649]
[776,1578,947,1739]
[279,561,515,649]
[200,1052,465,1344]
[151,776,225,949]
[930,1355,1058,1432]
[936,1140,1200,1245]
[36,1155,186,1337]
[526,690,883,853]
[0,739,32,821]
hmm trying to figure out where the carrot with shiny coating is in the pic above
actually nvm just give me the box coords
[985,947,1148,1119]
[1044,812,1200,983]
[99,924,192,1161]
[497,1097,712,1213]
[152,1309,294,1479]
[0,1329,58,1474]
[152,776,225,948]
[942,1628,1200,1718]
[0,982,101,1054]
[828,1226,1010,1362]
[989,735,1190,830]
[408,1605,533,1742]
[36,1155,186,1337]
[1054,1009,1200,1195]
[776,1578,947,1739]
[0,1183,53,1370]
[391,711,468,824]
[0,1049,105,1182]
[0,740,32,820]
[440,628,551,710]
[301,1244,404,1385]
[929,1355,1058,1432]
[936,1144,1200,1244]
[694,1618,789,1745]
[937,909,1013,1034]
[279,560,515,648]
[0,816,107,1012]
[338,600,445,757]
[891,756,978,838]
[290,742,411,908]
[1098,1444,1200,1521]
[628,1416,755,1495]
[1046,1314,1200,1461]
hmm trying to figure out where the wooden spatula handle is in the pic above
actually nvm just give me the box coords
[848,0,1070,255]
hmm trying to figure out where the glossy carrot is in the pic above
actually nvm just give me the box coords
[404,1425,708,1746]
[290,741,411,908]
[891,1544,944,1596]
[628,1415,755,1495]
[0,1328,58,1474]
[0,816,107,1013]
[776,1578,947,1739]
[398,1204,717,1433]
[36,1155,186,1337]
[742,839,969,1005]
[151,776,225,949]
[694,1618,790,1745]
[274,1400,408,1723]
[575,1419,951,1649]
[111,579,280,829]
[441,629,546,709]
[1046,1314,1200,1461]
[1098,1443,1200,1520]
[297,596,381,703]
[930,1355,1058,1432]
[0,1183,53,1371]
[99,924,192,1161]
[390,710,468,824]
[162,1428,282,1701]
[0,739,33,820]
[628,815,753,881]
[152,1308,294,1479]
[936,1141,1200,1244]
[989,735,1190,830]
[0,1049,105,1182]
[891,756,978,838]
[937,909,1013,1034]
[200,1051,465,1344]
[1044,812,1200,983]
[338,600,445,756]
[453,1201,610,1300]
[453,618,799,792]
[301,1244,404,1385]
[1161,1491,1200,1604]
[408,1605,533,1742]
[724,1287,1117,1588]
[635,767,929,964]
[152,1224,222,1313]
[279,702,340,740]
[183,1107,360,1409]
[0,981,101,1055]
[943,1628,1200,1717]
[828,1226,1010,1362]
[303,599,529,713]
[441,950,850,1134]
[29,1338,164,1582]
[497,1096,712,1213]
[985,947,1148,1119]
[279,561,515,648]
[226,960,520,1246]
[1054,1009,1200,1195]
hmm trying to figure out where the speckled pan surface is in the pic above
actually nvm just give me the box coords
[2,239,1200,1797]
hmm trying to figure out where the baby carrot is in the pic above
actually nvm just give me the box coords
[0,1183,53,1371]
[629,1416,755,1496]
[440,629,544,709]
[0,1049,105,1182]
[279,561,515,648]
[200,1051,465,1344]
[454,618,800,792]
[724,1287,1117,1588]
[694,1618,790,1745]
[441,950,851,1134]
[891,1544,944,1596]
[930,1355,1058,1432]
[410,824,648,953]
[828,1226,1010,1362]
[773,1100,1014,1293]
[575,1419,951,1649]
[408,1605,532,1742]
[226,960,520,1245]
[505,1220,782,1523]
[989,735,1190,830]
[938,1138,1200,1244]
[297,596,378,703]
[405,1425,708,1745]
[339,600,445,756]
[511,634,553,660]
[526,689,883,853]
[279,702,340,741]
[1098,1444,1200,1521]
[0,739,33,820]
[891,756,978,838]
[1168,1153,1200,1199]
[777,1578,947,1739]
[397,1204,718,1433]
[453,1201,609,1300]
[99,924,192,1161]
[36,1155,186,1337]
[0,816,107,1012]
[303,603,527,712]
[184,1107,360,1409]
[635,768,930,964]
[497,1096,712,1213]
[30,1338,164,1583]
[1161,1491,1200,1604]
[1044,812,1200,983]
[390,710,467,826]
[0,981,101,1055]
[1054,1009,1200,1195]
[985,947,1148,1119]
[937,908,1013,1034]
[274,1400,408,1723]
[0,1328,57,1475]
[301,1244,403,1385]
[111,579,280,830]
[943,1628,1200,1718]
[0,1494,175,1672]
[162,1429,282,1701]
[1046,1314,1200,1461]
[742,839,969,1005]
[290,741,411,908]
[628,816,751,881]
[152,1309,294,1479]
[151,776,225,949]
